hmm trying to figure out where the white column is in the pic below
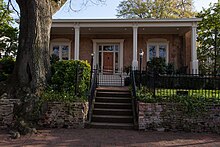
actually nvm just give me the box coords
[190,24,198,74]
[132,26,138,69]
[74,26,80,60]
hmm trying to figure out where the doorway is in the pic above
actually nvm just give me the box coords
[103,52,113,73]
[98,44,120,74]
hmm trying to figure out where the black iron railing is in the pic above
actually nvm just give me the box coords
[96,69,129,87]
[137,71,220,100]
[130,69,138,129]
[87,69,98,123]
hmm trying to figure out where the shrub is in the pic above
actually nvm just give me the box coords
[147,57,167,74]
[0,56,15,81]
[42,60,91,102]
[136,87,215,115]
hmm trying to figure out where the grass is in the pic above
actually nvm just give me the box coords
[155,89,220,99]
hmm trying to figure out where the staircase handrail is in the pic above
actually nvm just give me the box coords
[131,69,138,129]
[87,69,98,123]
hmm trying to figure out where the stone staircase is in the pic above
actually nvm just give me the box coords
[90,87,134,129]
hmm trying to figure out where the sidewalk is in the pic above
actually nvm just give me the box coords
[1,128,220,147]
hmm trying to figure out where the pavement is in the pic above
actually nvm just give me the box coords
[0,128,220,147]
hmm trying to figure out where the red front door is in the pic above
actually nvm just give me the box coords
[103,52,113,73]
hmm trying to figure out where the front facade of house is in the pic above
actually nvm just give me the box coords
[50,18,201,74]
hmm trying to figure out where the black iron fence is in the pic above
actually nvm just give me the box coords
[135,71,220,99]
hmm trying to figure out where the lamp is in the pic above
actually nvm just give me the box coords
[139,49,144,89]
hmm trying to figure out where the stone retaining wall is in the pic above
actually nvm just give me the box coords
[0,99,20,129]
[138,102,220,133]
[39,102,88,128]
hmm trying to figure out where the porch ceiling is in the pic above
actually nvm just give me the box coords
[51,26,191,35]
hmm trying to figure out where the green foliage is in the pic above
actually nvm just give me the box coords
[147,57,174,74]
[50,54,60,64]
[136,87,219,115]
[197,3,220,74]
[116,0,195,19]
[136,87,155,102]
[42,60,91,102]
[0,0,18,57]
[0,56,15,81]
[41,89,85,103]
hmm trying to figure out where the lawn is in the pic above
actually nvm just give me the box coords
[146,88,220,99]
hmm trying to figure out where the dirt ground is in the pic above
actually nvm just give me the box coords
[0,128,220,147]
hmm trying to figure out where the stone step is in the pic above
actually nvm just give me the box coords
[92,115,133,123]
[90,122,134,129]
[96,87,130,92]
[93,108,132,116]
[96,91,131,97]
[94,102,132,109]
[95,97,132,103]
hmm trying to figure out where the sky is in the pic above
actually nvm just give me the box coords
[53,0,218,19]
[7,0,219,19]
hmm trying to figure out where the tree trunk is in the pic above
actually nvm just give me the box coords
[9,0,52,97]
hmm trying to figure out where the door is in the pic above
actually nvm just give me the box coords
[103,52,113,73]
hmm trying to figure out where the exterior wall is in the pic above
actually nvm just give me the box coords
[138,102,220,133]
[50,33,191,71]
[39,102,88,128]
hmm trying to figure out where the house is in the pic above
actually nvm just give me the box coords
[50,18,201,74]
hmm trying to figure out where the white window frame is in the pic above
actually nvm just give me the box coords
[147,39,169,63]
[50,39,71,60]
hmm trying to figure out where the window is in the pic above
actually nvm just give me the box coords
[147,41,169,63]
[50,40,71,60]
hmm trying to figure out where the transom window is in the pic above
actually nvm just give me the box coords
[50,40,71,60]
[147,41,169,63]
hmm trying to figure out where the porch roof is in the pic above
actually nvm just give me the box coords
[51,18,202,35]
[52,18,202,23]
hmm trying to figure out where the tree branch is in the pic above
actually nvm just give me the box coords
[8,0,20,17]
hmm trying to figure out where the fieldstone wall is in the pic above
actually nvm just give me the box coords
[39,102,88,128]
[138,102,220,133]
[0,97,20,129]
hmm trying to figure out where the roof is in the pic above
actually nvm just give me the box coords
[52,18,202,23]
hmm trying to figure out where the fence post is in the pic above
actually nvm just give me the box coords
[75,64,78,96]
[153,72,156,98]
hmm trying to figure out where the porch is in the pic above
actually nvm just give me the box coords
[50,18,201,74]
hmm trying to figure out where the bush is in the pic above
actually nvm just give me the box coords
[0,56,15,81]
[136,87,214,115]
[147,57,167,74]
[42,60,91,102]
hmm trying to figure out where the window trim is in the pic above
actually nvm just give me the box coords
[50,39,71,60]
[146,39,169,63]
